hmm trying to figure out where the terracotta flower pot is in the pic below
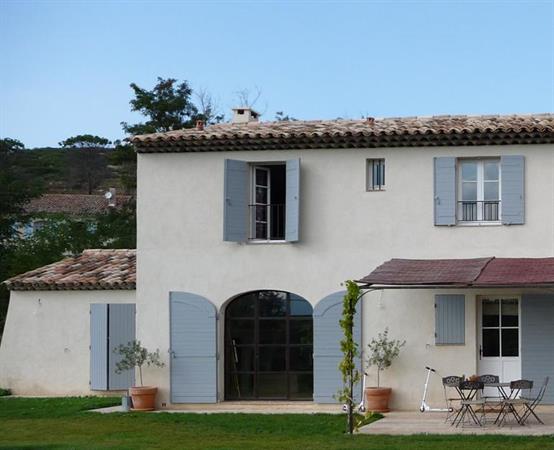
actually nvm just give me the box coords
[364,387,392,413]
[129,386,158,411]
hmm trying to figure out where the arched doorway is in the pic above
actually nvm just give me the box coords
[225,290,313,400]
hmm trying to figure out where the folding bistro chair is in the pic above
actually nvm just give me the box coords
[454,380,485,427]
[519,377,549,425]
[496,379,533,426]
[442,375,463,423]
[478,374,502,416]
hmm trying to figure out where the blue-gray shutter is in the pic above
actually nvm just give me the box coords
[521,294,554,404]
[90,304,108,390]
[285,159,300,242]
[501,155,525,225]
[313,291,362,403]
[170,292,217,403]
[435,295,465,345]
[108,304,136,390]
[223,159,249,242]
[433,157,456,226]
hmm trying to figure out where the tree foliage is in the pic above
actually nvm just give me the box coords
[337,280,362,435]
[59,135,112,148]
[121,77,223,136]
[366,328,405,388]
[114,340,165,386]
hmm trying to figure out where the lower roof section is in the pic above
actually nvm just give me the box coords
[357,257,554,288]
[4,249,136,291]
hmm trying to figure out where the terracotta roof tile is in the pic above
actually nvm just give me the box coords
[358,257,554,287]
[130,114,554,152]
[24,194,132,216]
[4,249,136,291]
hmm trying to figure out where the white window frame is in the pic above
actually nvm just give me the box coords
[457,158,501,224]
[249,163,287,243]
[366,158,385,191]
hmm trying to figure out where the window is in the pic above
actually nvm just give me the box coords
[251,164,286,240]
[366,159,385,191]
[458,159,500,222]
[223,159,300,243]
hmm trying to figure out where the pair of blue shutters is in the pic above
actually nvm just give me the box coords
[169,291,361,404]
[223,159,300,242]
[434,155,525,225]
[90,303,136,390]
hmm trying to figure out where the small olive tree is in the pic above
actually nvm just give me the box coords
[366,328,405,388]
[337,280,362,435]
[114,340,165,386]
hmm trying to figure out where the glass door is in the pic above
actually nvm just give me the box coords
[252,167,270,240]
[478,298,521,389]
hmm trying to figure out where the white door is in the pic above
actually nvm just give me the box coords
[478,297,521,395]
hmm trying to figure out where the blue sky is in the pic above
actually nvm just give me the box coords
[1,0,553,148]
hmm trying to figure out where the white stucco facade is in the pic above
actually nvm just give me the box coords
[135,144,554,409]
[0,290,135,395]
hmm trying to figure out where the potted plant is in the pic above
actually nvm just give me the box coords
[115,340,165,411]
[364,328,405,412]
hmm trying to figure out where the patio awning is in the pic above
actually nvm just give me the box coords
[357,257,554,289]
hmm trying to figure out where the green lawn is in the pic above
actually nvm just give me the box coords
[0,397,552,449]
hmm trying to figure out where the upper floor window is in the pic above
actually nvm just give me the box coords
[366,159,385,191]
[458,159,500,223]
[223,159,300,243]
[251,165,286,240]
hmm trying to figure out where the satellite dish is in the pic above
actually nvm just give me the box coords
[104,191,113,199]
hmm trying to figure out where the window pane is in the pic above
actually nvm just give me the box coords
[227,373,254,399]
[484,182,499,201]
[484,161,499,181]
[501,329,519,357]
[227,295,256,317]
[233,346,255,371]
[255,205,267,222]
[257,373,287,398]
[290,295,312,317]
[290,319,313,344]
[229,319,255,344]
[462,182,477,201]
[501,299,518,327]
[290,346,313,371]
[255,187,268,204]
[483,329,500,357]
[482,299,499,327]
[255,222,267,239]
[289,373,313,399]
[258,346,286,371]
[256,169,268,186]
[258,291,287,317]
[259,320,286,344]
[461,162,477,181]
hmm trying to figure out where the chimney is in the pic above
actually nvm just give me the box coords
[196,119,204,131]
[366,117,375,125]
[106,188,117,207]
[232,107,260,124]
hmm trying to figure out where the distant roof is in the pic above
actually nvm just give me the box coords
[358,257,554,288]
[24,193,132,216]
[4,249,136,291]
[131,114,554,153]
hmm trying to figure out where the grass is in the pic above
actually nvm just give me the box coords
[0,397,552,449]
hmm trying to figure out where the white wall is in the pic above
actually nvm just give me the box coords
[136,144,554,409]
[0,290,135,395]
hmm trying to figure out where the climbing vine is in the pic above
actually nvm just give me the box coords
[337,280,362,435]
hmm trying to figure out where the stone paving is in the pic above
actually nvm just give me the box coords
[358,406,554,436]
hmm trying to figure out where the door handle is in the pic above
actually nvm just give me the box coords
[479,345,482,360]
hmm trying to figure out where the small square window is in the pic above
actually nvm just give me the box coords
[366,159,385,191]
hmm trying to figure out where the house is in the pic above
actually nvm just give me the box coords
[17,190,132,237]
[1,112,553,410]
